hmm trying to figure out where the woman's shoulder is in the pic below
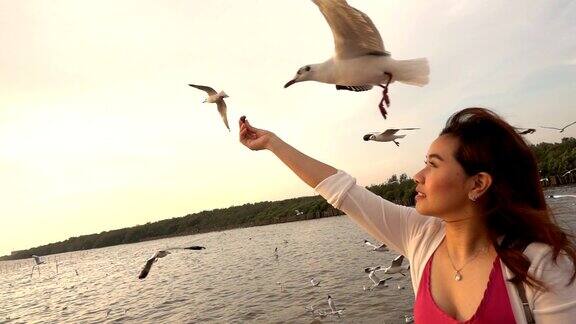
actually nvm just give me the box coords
[523,242,576,315]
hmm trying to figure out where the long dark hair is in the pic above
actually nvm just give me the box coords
[440,107,576,289]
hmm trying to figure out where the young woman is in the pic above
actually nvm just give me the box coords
[238,108,576,323]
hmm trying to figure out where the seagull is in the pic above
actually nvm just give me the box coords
[327,295,344,316]
[546,194,576,199]
[363,128,419,146]
[30,255,46,277]
[366,255,410,276]
[539,121,576,133]
[363,239,388,252]
[310,277,321,287]
[32,255,45,265]
[188,84,230,131]
[277,281,286,292]
[364,267,393,289]
[283,0,429,119]
[515,127,536,135]
[562,168,576,177]
[138,246,205,279]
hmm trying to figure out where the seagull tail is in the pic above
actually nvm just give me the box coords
[390,58,429,87]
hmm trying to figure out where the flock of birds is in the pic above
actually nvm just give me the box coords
[186,0,574,148]
[12,0,575,321]
[188,0,430,148]
[295,239,412,321]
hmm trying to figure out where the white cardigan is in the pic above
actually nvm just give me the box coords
[315,170,576,323]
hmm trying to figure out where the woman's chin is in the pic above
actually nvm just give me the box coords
[415,202,433,216]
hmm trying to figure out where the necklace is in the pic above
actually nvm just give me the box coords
[446,244,489,281]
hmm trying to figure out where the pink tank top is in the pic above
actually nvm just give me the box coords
[414,254,516,323]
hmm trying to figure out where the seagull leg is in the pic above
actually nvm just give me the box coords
[377,72,393,119]
[394,140,400,147]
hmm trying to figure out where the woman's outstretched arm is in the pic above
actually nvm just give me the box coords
[239,116,337,187]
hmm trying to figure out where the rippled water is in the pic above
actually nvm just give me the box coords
[2,186,575,324]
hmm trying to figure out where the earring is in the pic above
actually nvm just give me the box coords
[469,194,478,202]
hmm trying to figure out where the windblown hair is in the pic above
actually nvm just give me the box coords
[440,107,576,289]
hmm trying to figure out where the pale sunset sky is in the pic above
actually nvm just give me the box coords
[1,0,575,256]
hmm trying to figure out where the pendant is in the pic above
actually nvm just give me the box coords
[454,271,462,281]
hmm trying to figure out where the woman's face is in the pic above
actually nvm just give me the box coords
[413,135,473,218]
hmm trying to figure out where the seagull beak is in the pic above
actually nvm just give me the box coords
[284,79,297,88]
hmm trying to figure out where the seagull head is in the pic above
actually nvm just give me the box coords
[284,65,313,88]
[363,134,375,141]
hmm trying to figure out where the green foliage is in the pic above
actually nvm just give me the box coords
[531,137,576,176]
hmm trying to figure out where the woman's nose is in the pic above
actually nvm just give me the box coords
[413,169,424,184]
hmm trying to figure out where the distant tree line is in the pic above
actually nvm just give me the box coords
[2,174,415,260]
[531,137,576,176]
[3,137,574,260]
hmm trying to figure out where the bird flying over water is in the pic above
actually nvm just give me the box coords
[138,246,205,279]
[363,239,388,252]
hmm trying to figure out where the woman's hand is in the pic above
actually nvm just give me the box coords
[239,116,276,151]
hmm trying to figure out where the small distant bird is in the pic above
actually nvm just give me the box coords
[539,121,576,133]
[366,255,410,276]
[397,283,405,290]
[363,128,419,146]
[188,84,230,131]
[276,281,286,292]
[30,255,45,277]
[274,247,279,260]
[364,267,393,289]
[515,127,536,135]
[562,168,576,177]
[284,0,429,119]
[138,246,205,279]
[546,194,576,199]
[310,277,321,287]
[405,314,414,323]
[327,295,343,316]
[363,239,388,252]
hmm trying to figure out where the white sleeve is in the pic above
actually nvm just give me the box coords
[314,169,432,256]
[531,251,576,323]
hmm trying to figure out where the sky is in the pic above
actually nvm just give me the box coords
[1,0,575,256]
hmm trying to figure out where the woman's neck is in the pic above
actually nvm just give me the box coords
[443,212,492,263]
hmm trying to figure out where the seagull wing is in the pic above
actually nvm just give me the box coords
[138,256,157,279]
[312,0,387,60]
[539,126,562,131]
[217,100,230,131]
[328,298,336,312]
[188,84,217,96]
[379,129,400,137]
[166,245,206,251]
[368,271,380,284]
[398,128,420,131]
[391,255,405,268]
[561,121,576,131]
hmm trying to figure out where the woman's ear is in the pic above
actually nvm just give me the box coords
[469,172,492,201]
